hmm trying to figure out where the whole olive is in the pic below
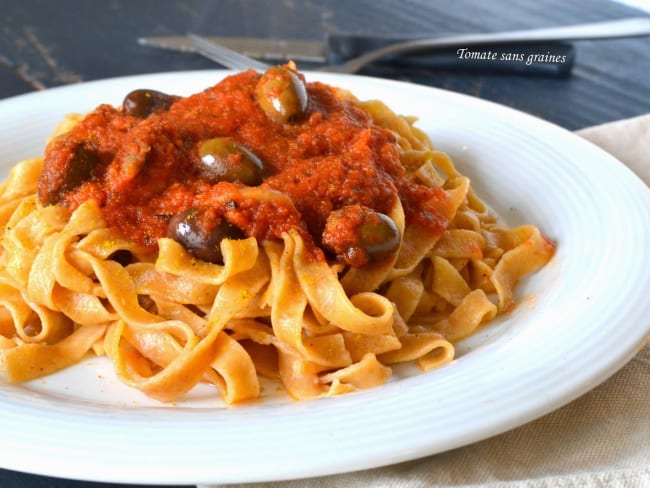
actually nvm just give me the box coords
[255,65,308,124]
[322,206,400,266]
[197,137,264,186]
[122,89,178,118]
[64,143,99,194]
[40,142,99,205]
[358,211,401,262]
[167,208,244,264]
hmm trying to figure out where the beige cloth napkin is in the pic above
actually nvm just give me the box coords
[201,115,650,488]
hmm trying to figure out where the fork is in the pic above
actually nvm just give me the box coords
[188,34,271,71]
[188,17,650,74]
[188,17,650,73]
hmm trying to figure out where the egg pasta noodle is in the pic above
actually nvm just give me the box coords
[0,71,554,404]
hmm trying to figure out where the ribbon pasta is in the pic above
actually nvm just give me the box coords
[0,74,555,405]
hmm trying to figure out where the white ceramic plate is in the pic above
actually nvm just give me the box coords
[0,71,649,485]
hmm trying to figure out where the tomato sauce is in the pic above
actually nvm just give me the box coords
[38,70,450,265]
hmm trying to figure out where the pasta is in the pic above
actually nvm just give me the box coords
[0,65,555,404]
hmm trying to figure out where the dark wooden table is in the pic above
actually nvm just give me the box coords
[1,0,649,486]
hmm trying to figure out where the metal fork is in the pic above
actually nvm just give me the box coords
[188,34,271,71]
[189,17,650,73]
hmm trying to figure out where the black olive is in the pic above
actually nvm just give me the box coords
[40,137,100,205]
[167,208,244,264]
[57,143,98,198]
[322,206,400,266]
[197,137,264,186]
[255,65,308,124]
[358,211,401,262]
[108,250,133,266]
[122,89,178,118]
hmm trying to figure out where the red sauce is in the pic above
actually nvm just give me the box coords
[38,69,451,265]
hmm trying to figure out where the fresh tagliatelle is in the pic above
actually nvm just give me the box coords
[0,65,555,404]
